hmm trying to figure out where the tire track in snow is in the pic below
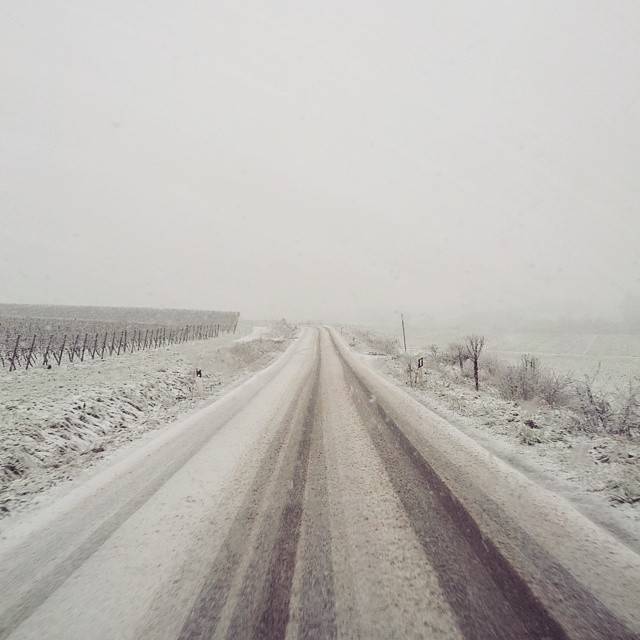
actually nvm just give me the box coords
[178,331,335,639]
[288,379,336,640]
[0,332,304,640]
[331,330,636,640]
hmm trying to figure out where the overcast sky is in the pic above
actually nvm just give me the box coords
[1,1,639,325]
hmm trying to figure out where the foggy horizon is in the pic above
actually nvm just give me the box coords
[2,2,639,328]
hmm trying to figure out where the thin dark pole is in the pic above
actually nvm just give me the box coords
[401,313,407,354]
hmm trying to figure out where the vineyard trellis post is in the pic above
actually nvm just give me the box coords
[25,335,37,370]
[91,333,99,359]
[68,335,79,363]
[80,333,88,362]
[116,331,123,355]
[8,335,20,371]
[55,335,67,365]
[43,335,54,367]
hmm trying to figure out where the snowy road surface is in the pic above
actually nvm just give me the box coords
[1,327,639,639]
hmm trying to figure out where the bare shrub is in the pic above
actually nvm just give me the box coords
[571,376,613,434]
[537,370,573,406]
[448,342,468,375]
[570,368,631,436]
[480,353,501,377]
[497,355,572,407]
[498,355,540,401]
[610,378,640,438]
[465,335,485,391]
[497,365,521,401]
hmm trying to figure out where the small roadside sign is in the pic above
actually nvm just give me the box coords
[417,357,424,369]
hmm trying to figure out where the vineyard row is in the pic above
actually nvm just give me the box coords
[1,323,236,372]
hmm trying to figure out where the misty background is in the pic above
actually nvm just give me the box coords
[1,1,639,330]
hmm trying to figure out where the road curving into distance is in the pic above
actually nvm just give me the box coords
[0,326,639,639]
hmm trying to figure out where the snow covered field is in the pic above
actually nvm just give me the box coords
[379,327,640,391]
[0,320,297,516]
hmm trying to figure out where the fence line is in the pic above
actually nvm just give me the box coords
[2,321,238,371]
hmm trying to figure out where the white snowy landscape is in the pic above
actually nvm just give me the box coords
[2,1,640,637]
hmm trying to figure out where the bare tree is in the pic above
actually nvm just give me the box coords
[465,334,485,391]
[449,342,467,375]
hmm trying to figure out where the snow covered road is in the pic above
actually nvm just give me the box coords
[1,327,639,639]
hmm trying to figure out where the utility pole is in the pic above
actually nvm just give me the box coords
[401,313,407,353]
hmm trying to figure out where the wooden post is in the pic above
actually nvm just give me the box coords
[116,331,124,355]
[109,332,116,356]
[25,335,37,370]
[56,335,67,365]
[80,333,88,361]
[101,332,108,359]
[401,313,407,354]
[9,335,20,371]
[43,335,54,367]
[68,335,79,362]
[91,333,99,359]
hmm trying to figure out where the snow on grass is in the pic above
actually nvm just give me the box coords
[0,320,298,516]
